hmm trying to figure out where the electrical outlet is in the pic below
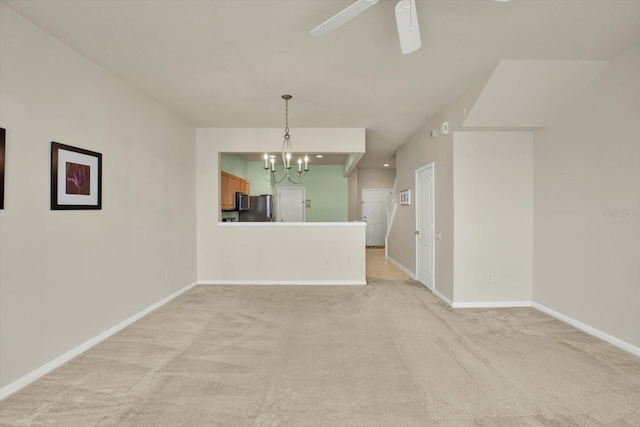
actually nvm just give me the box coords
[487,273,493,281]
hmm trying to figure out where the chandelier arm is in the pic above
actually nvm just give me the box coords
[282,134,292,169]
[281,139,288,170]
[286,169,310,185]
[300,172,311,184]
[263,166,287,184]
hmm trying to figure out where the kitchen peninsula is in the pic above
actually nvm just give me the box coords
[198,127,366,285]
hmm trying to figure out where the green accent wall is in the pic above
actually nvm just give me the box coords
[247,161,272,196]
[293,164,347,222]
[220,153,248,178]
[246,161,348,222]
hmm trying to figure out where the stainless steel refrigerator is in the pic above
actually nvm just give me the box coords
[239,195,275,222]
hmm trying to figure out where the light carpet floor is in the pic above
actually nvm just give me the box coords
[1,282,639,426]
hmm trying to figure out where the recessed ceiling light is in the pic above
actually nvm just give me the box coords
[383,163,390,167]
[316,155,323,158]
[269,155,276,158]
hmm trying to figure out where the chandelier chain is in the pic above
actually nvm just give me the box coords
[284,97,290,138]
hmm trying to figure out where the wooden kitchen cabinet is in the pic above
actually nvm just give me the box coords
[220,171,250,211]
[221,172,230,209]
[227,174,238,207]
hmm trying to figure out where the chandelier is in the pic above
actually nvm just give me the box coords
[263,95,310,185]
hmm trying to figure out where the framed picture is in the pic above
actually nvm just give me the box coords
[51,142,102,210]
[399,189,411,206]
[0,128,5,210]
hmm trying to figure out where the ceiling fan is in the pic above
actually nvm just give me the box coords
[310,0,511,55]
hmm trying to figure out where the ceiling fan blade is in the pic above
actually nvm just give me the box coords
[310,0,380,37]
[395,0,421,54]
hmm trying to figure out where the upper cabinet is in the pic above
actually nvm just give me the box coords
[241,179,250,195]
[221,171,250,210]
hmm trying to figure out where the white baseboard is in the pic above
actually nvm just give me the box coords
[433,289,453,306]
[384,256,453,306]
[452,301,533,308]
[532,302,640,358]
[0,281,198,401]
[385,256,417,280]
[198,280,367,286]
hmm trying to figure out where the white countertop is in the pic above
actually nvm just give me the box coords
[217,221,366,227]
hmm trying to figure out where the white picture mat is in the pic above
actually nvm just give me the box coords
[400,189,411,205]
[57,149,99,205]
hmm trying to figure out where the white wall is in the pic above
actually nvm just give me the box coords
[0,6,197,390]
[387,117,455,296]
[196,128,366,283]
[201,223,365,284]
[464,60,608,128]
[358,168,396,190]
[357,168,396,220]
[453,132,533,304]
[533,46,640,348]
[388,71,493,302]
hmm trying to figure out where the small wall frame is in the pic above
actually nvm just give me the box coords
[51,142,102,210]
[399,189,411,206]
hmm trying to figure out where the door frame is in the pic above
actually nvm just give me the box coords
[361,188,393,246]
[277,186,306,222]
[415,163,435,291]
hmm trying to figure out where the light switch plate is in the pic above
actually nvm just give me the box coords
[441,121,449,135]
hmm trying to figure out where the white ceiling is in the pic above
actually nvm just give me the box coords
[3,0,639,168]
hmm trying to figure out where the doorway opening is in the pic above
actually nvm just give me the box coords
[366,247,411,282]
[362,189,392,247]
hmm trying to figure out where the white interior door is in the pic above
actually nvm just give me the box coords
[278,187,305,222]
[416,165,434,290]
[362,189,392,246]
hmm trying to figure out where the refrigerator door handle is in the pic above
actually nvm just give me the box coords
[266,196,271,220]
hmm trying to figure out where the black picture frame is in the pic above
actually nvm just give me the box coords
[0,128,5,210]
[51,142,102,210]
